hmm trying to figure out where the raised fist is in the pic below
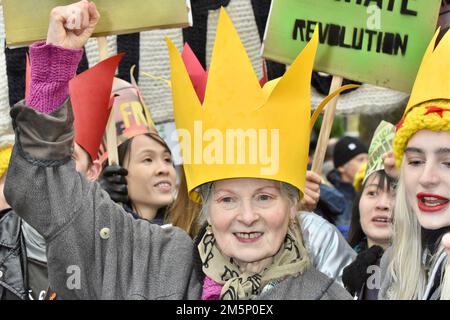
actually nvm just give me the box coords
[46,0,100,49]
[381,151,399,180]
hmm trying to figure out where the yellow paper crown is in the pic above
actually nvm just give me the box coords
[403,29,450,116]
[394,29,450,167]
[167,8,356,203]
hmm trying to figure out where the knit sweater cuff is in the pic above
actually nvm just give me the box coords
[26,41,83,114]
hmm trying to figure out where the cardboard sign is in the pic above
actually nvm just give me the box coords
[363,120,395,184]
[262,0,441,93]
[2,0,192,46]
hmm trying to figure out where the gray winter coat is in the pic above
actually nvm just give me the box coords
[5,99,352,300]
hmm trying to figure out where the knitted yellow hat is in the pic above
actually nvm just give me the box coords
[394,100,450,168]
[0,145,13,179]
[393,29,450,167]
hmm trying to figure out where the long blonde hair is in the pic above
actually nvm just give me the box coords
[386,169,450,300]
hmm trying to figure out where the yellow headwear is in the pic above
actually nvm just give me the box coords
[0,145,13,179]
[353,162,367,192]
[394,29,450,167]
[167,8,357,203]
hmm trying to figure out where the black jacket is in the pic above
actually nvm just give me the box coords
[326,169,357,237]
[0,208,28,300]
[342,245,384,300]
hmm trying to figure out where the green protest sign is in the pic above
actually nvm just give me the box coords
[2,0,192,47]
[364,120,395,183]
[262,0,441,92]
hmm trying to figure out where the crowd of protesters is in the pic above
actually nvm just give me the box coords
[0,0,450,301]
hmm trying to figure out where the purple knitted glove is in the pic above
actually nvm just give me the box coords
[25,41,83,114]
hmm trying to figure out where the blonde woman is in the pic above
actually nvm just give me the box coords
[379,29,450,300]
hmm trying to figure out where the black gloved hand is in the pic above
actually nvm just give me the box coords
[342,245,384,296]
[99,165,129,203]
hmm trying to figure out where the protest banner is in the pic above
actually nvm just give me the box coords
[2,0,192,47]
[263,0,441,174]
[263,0,441,92]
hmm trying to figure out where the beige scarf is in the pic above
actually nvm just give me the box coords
[198,226,308,300]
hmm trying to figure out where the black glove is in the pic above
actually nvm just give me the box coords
[342,245,384,296]
[99,165,129,203]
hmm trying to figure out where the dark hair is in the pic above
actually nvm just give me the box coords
[347,170,395,248]
[117,132,171,167]
[76,144,93,168]
[117,133,173,220]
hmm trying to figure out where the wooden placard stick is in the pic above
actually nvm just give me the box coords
[96,36,119,166]
[311,75,343,175]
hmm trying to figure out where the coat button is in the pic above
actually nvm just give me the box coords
[100,228,110,239]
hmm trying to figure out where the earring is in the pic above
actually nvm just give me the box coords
[289,217,297,228]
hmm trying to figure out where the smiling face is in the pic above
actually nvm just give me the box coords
[123,134,176,211]
[403,130,450,230]
[359,172,394,248]
[206,178,296,269]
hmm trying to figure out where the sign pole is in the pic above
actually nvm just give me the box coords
[97,36,109,60]
[311,75,343,175]
[96,37,119,166]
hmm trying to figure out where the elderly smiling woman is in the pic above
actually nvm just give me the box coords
[5,1,353,300]
[195,179,311,299]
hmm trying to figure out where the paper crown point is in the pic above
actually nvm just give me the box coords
[181,43,208,103]
[203,7,264,114]
[404,28,450,116]
[179,41,268,104]
[69,54,124,161]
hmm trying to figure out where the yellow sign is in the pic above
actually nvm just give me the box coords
[2,0,192,46]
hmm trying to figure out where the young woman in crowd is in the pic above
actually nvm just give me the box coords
[378,29,450,300]
[343,121,396,299]
[99,77,176,225]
